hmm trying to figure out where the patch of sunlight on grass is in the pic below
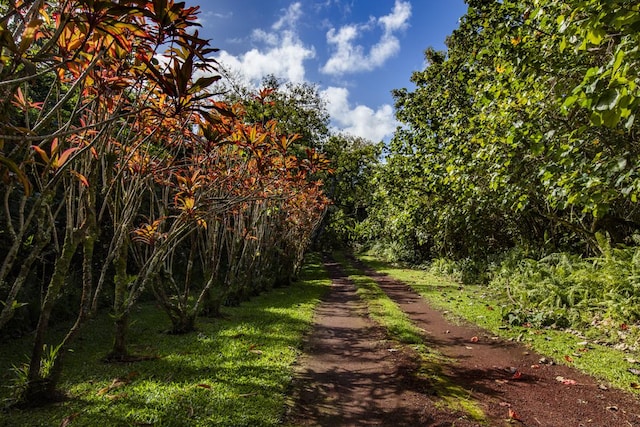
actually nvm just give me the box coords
[0,254,331,427]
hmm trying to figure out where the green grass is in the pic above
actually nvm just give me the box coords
[0,255,330,427]
[333,253,487,424]
[357,254,640,395]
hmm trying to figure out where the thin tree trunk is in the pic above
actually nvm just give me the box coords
[47,188,97,387]
[108,241,130,360]
[0,211,52,330]
[24,228,80,403]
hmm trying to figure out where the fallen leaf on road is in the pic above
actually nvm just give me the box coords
[512,371,523,380]
[607,405,619,411]
[530,364,541,369]
[539,357,553,365]
[508,408,522,421]
[470,336,479,343]
[555,376,577,385]
[465,346,473,350]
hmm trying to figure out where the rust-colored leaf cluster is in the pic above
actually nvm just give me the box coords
[0,0,331,403]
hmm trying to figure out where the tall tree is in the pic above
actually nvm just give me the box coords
[375,0,640,262]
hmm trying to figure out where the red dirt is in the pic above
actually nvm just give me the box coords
[285,257,640,426]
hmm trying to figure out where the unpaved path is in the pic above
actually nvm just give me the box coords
[285,259,475,426]
[286,257,640,426]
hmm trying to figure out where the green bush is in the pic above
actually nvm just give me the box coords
[489,245,640,348]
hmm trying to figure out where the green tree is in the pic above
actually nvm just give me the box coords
[375,0,640,263]
[319,134,383,248]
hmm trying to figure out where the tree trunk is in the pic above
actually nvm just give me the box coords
[0,213,52,330]
[108,313,130,361]
[201,282,224,318]
[108,241,130,360]
[47,193,97,387]
[24,228,80,404]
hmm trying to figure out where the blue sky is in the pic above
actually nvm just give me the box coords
[185,0,468,142]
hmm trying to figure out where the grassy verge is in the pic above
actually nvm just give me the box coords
[0,255,330,427]
[357,254,640,395]
[333,253,487,424]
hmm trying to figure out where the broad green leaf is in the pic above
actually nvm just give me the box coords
[594,89,620,111]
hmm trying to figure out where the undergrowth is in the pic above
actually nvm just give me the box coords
[488,241,640,351]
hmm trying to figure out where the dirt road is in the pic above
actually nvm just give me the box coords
[285,257,640,426]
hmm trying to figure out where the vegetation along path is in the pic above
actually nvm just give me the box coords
[286,256,640,426]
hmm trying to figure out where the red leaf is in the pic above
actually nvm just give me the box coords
[12,87,26,109]
[564,355,574,363]
[470,336,479,343]
[55,147,79,168]
[32,145,50,163]
[196,383,211,389]
[556,376,577,385]
[621,323,629,330]
[512,370,523,380]
[71,171,90,187]
[508,408,522,421]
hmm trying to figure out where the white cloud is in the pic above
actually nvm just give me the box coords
[321,0,411,75]
[273,2,303,31]
[321,86,397,141]
[380,1,411,33]
[215,3,314,84]
[217,32,314,84]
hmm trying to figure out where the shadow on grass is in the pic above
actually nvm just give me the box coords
[0,256,330,427]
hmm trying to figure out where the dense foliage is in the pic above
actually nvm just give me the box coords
[0,0,329,404]
[367,0,640,262]
[357,0,640,343]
